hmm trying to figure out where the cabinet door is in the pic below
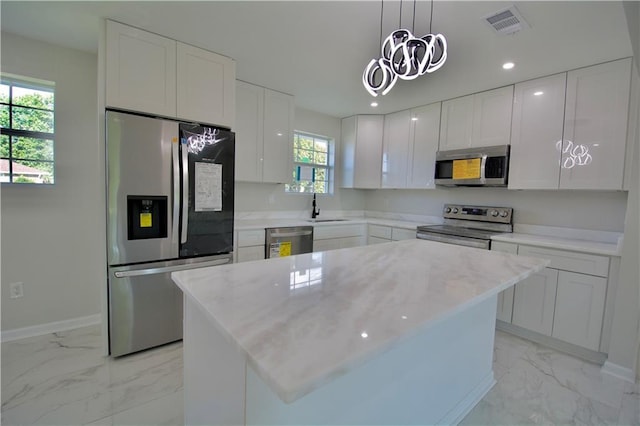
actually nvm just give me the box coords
[512,268,558,336]
[491,241,518,323]
[408,103,441,188]
[353,116,384,188]
[177,43,235,128]
[106,20,176,117]
[391,228,416,241]
[341,116,357,188]
[471,86,514,148]
[509,74,566,189]
[560,58,632,190]
[382,110,411,188]
[552,271,607,351]
[262,89,294,183]
[237,246,265,263]
[439,95,474,150]
[235,81,264,182]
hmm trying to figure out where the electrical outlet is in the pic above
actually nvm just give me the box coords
[10,282,23,299]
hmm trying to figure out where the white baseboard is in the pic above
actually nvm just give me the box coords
[601,360,637,383]
[1,314,102,342]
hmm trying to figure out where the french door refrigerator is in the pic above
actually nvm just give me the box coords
[106,110,234,356]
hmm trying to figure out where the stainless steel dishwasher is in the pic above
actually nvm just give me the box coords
[265,226,314,258]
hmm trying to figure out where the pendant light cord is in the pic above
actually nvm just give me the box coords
[430,0,434,33]
[412,0,416,33]
[379,0,383,48]
[399,0,402,28]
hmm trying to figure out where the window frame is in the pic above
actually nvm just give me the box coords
[0,74,56,185]
[285,130,334,195]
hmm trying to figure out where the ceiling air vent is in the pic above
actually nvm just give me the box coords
[483,6,530,36]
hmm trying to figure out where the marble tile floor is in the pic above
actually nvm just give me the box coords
[1,325,638,425]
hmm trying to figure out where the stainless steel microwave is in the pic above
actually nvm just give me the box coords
[434,145,510,187]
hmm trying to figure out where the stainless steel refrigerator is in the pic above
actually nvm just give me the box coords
[106,110,234,357]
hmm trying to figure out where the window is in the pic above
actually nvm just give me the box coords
[285,131,333,194]
[0,75,55,184]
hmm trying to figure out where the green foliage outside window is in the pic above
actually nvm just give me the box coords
[0,77,55,184]
[286,132,332,194]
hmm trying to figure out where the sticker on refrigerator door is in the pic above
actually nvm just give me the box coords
[194,162,222,212]
[139,213,152,228]
[269,241,292,258]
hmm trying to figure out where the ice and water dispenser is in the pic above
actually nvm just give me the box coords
[127,195,168,240]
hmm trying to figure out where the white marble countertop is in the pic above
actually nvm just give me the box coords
[492,233,622,256]
[235,215,623,256]
[234,217,433,231]
[172,239,548,404]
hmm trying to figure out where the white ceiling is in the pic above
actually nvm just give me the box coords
[0,1,634,118]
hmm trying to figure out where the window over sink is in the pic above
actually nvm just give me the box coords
[285,131,334,194]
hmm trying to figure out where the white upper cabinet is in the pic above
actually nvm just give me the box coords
[263,89,294,184]
[408,103,441,189]
[382,110,411,188]
[176,42,235,128]
[471,86,514,147]
[560,58,632,190]
[341,115,383,189]
[509,58,632,190]
[106,20,236,127]
[509,73,567,189]
[380,103,441,189]
[235,81,264,182]
[439,95,474,150]
[235,81,294,184]
[439,86,513,150]
[106,20,177,117]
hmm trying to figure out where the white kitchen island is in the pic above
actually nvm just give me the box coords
[171,239,548,425]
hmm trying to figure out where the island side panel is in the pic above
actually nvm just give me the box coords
[184,295,246,425]
[245,295,498,425]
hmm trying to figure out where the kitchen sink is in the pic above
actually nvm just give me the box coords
[306,219,349,223]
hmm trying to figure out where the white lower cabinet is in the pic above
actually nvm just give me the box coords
[313,224,366,252]
[552,271,607,351]
[512,268,559,336]
[391,228,416,241]
[235,229,266,263]
[491,241,518,323]
[496,240,613,353]
[367,224,416,244]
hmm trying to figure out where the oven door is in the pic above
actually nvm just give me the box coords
[416,231,491,250]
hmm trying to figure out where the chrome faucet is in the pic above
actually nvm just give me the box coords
[311,193,320,218]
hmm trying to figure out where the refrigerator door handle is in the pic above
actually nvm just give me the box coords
[181,144,189,244]
[172,141,180,244]
[113,258,231,278]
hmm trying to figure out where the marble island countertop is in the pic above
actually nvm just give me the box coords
[172,239,549,404]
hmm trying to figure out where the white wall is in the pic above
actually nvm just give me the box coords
[607,0,640,379]
[1,33,104,331]
[235,106,366,214]
[365,188,628,231]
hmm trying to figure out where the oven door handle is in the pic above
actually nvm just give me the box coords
[416,232,490,250]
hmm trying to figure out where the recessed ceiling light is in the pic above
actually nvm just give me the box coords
[370,102,378,107]
[502,62,515,70]
[534,91,544,96]
[277,133,283,136]
[411,117,418,121]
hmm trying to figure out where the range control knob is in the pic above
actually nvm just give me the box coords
[490,210,499,217]
[451,207,459,214]
[444,207,452,213]
[500,210,509,218]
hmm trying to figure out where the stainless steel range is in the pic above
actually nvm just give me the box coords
[416,204,513,250]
